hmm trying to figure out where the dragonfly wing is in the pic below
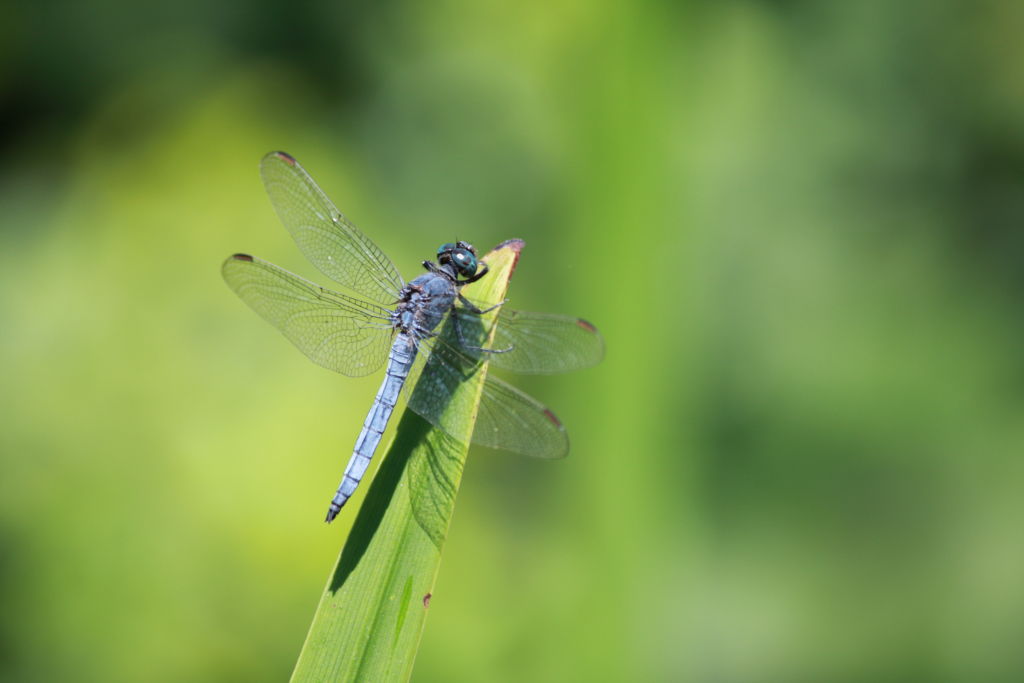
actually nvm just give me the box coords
[406,335,568,459]
[452,307,605,374]
[471,373,568,458]
[260,151,404,303]
[222,254,393,377]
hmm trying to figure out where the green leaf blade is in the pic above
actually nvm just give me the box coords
[291,240,524,683]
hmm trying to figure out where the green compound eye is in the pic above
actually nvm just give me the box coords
[451,248,477,277]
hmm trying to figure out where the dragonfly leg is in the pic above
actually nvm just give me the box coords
[424,257,488,285]
[458,261,489,285]
[453,309,513,354]
[457,293,507,315]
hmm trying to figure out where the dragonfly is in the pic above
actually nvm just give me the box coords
[222,151,604,522]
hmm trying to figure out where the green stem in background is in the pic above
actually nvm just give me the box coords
[290,240,524,683]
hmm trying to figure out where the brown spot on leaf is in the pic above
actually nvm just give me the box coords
[423,593,432,608]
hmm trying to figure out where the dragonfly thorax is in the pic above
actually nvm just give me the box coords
[394,273,458,340]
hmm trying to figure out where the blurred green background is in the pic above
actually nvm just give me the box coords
[3,0,1024,681]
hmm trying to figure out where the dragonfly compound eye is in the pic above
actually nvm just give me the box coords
[437,243,456,263]
[452,248,477,277]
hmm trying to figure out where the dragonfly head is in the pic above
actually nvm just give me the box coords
[437,241,478,279]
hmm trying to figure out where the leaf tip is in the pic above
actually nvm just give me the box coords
[494,238,525,253]
[488,239,525,279]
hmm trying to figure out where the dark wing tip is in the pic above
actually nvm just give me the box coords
[230,253,255,262]
[542,408,563,429]
[270,150,297,166]
[576,317,606,365]
[423,593,432,608]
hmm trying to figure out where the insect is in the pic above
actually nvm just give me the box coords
[223,152,604,521]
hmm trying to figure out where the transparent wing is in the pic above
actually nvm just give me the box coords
[452,307,605,374]
[222,254,393,377]
[405,331,568,459]
[259,151,404,303]
[471,372,568,458]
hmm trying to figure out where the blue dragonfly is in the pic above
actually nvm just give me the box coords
[223,152,604,521]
